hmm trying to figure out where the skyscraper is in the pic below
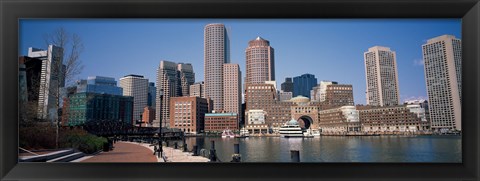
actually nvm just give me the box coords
[223,63,242,117]
[293,74,317,98]
[281,77,293,92]
[177,63,195,96]
[148,82,156,109]
[204,23,230,112]
[245,37,275,85]
[155,60,195,127]
[28,45,65,122]
[155,61,179,127]
[364,46,400,106]
[422,35,462,131]
[119,74,148,122]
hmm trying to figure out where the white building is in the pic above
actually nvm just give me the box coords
[119,74,148,122]
[311,80,337,102]
[278,91,293,101]
[364,46,400,106]
[189,81,205,98]
[247,110,266,125]
[406,105,428,122]
[422,35,462,132]
[204,23,230,112]
[28,45,64,122]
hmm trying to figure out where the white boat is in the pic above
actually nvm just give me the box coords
[304,128,321,138]
[236,127,250,138]
[279,119,304,138]
[222,129,235,138]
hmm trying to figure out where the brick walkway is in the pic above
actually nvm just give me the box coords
[81,142,157,162]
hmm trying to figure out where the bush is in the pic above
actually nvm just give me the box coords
[60,128,107,154]
[19,122,56,150]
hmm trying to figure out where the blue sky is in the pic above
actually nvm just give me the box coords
[19,19,461,104]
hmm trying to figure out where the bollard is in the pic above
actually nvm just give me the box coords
[174,142,178,149]
[166,141,169,147]
[103,142,110,152]
[192,145,198,156]
[231,143,241,162]
[183,143,188,152]
[291,150,300,162]
[209,140,217,162]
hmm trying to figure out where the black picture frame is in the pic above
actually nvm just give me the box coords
[1,0,479,180]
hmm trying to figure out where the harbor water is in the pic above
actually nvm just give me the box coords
[182,135,461,162]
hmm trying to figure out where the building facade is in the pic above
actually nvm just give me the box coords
[204,23,230,112]
[318,106,360,133]
[293,73,317,98]
[170,97,210,134]
[204,113,238,132]
[278,91,293,102]
[119,74,148,122]
[64,92,133,126]
[245,37,275,85]
[364,46,400,106]
[223,63,242,117]
[281,77,294,93]
[28,45,65,122]
[422,35,462,132]
[148,82,156,109]
[142,106,155,126]
[177,63,195,96]
[77,76,123,96]
[324,83,354,106]
[189,81,205,98]
[357,105,430,133]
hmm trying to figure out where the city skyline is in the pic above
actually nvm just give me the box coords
[19,19,462,104]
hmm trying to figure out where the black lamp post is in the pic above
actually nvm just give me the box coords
[158,90,163,158]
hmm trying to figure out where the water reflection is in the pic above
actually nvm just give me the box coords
[182,136,461,162]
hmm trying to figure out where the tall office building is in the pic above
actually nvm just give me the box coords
[364,46,400,106]
[245,37,275,85]
[190,81,205,98]
[147,82,156,109]
[281,77,294,92]
[76,76,123,96]
[177,63,195,96]
[204,23,230,112]
[155,60,180,127]
[28,45,65,122]
[422,35,462,131]
[119,74,148,122]
[223,63,242,117]
[155,60,195,127]
[293,74,317,98]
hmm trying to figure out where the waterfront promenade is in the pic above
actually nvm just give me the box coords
[79,141,209,162]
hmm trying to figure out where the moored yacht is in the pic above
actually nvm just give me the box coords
[279,119,304,138]
[222,129,235,138]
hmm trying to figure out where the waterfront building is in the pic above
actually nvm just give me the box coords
[364,46,400,106]
[281,77,293,92]
[293,74,317,98]
[119,74,148,122]
[148,82,156,109]
[77,76,123,96]
[64,92,133,126]
[155,60,195,127]
[404,99,429,122]
[247,110,266,125]
[245,36,275,85]
[204,113,238,133]
[170,97,210,134]
[324,83,354,106]
[177,63,195,96]
[142,106,155,126]
[278,91,293,102]
[190,81,205,98]
[28,45,65,122]
[357,105,430,133]
[318,106,360,133]
[223,64,242,118]
[204,23,230,112]
[422,35,462,132]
